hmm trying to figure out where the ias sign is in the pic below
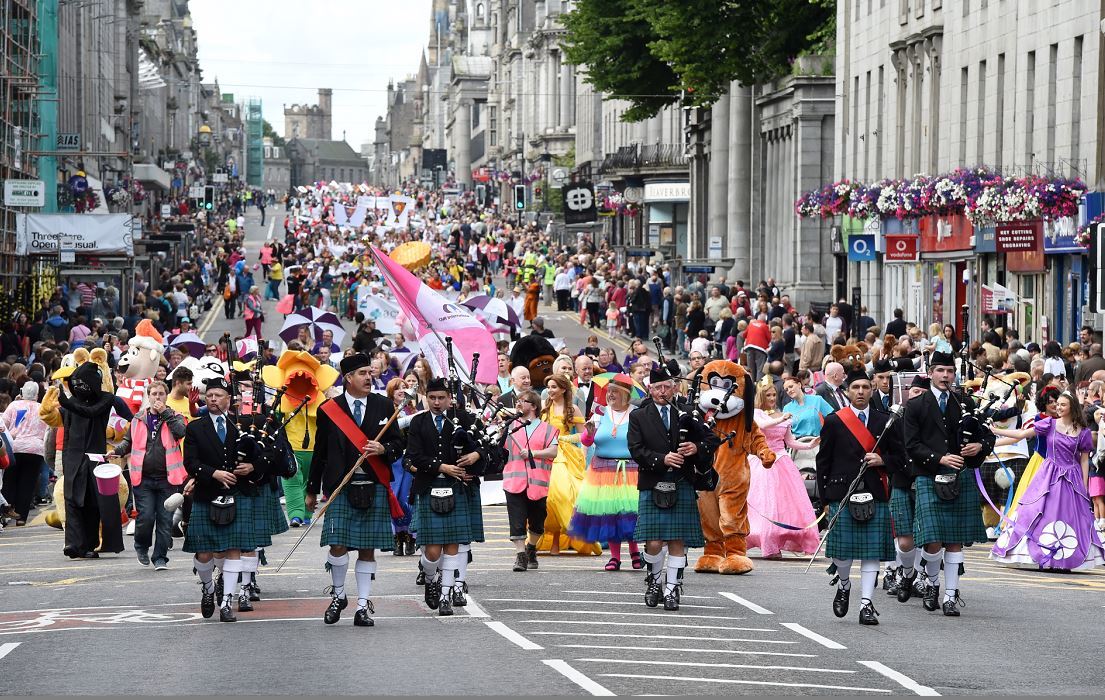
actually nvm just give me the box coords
[3,180,45,207]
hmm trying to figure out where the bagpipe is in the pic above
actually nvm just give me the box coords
[950,349,1014,470]
[654,336,724,491]
[443,336,516,478]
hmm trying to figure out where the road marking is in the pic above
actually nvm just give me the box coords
[563,589,715,600]
[521,619,774,632]
[543,659,616,696]
[0,642,19,660]
[530,631,796,644]
[485,620,542,649]
[486,598,726,609]
[781,622,847,650]
[579,658,856,674]
[718,591,774,614]
[600,673,891,694]
[463,596,489,618]
[267,218,275,240]
[858,660,941,696]
[500,609,749,620]
[557,644,816,658]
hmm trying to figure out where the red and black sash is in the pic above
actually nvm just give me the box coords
[321,400,404,518]
[836,409,888,496]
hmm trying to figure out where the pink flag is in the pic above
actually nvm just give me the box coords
[370,246,497,384]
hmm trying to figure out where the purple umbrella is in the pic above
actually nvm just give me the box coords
[278,306,346,345]
[462,295,521,327]
[165,332,205,359]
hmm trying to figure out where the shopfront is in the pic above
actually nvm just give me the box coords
[643,180,690,261]
[1043,216,1087,343]
[918,214,975,336]
[1001,220,1048,344]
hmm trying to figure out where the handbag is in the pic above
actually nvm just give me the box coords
[847,490,875,522]
[208,495,236,525]
[652,479,678,509]
[429,486,456,514]
[346,478,376,510]
[933,472,960,501]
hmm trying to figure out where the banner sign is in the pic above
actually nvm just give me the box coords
[562,181,597,225]
[1042,217,1082,254]
[884,234,919,263]
[847,233,876,261]
[16,213,134,257]
[995,220,1043,253]
[981,283,1016,315]
[355,286,401,333]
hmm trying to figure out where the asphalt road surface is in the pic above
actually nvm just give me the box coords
[2,212,1102,695]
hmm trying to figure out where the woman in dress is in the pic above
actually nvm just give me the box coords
[746,380,821,558]
[990,390,1105,570]
[538,374,601,555]
[569,377,642,570]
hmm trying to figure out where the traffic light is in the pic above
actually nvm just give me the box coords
[203,186,214,210]
[513,184,526,210]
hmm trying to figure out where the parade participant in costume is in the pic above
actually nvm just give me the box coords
[183,379,265,622]
[816,368,903,625]
[569,375,642,571]
[404,378,486,615]
[509,335,558,394]
[990,390,1105,570]
[628,368,717,611]
[539,374,600,555]
[903,351,992,617]
[115,319,166,415]
[307,354,404,627]
[1006,386,1058,519]
[108,380,187,569]
[885,376,929,602]
[693,360,775,575]
[746,378,820,558]
[977,372,1033,536]
[502,390,558,571]
[262,350,339,527]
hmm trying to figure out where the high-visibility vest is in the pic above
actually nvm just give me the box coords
[129,413,186,486]
[502,420,558,500]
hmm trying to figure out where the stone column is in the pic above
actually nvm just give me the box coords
[456,100,473,188]
[708,97,730,264]
[559,59,573,130]
[727,83,752,283]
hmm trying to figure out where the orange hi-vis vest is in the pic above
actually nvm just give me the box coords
[502,420,558,500]
[129,414,186,486]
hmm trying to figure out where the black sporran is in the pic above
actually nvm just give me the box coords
[429,486,456,514]
[847,491,875,522]
[934,473,960,501]
[209,495,236,525]
[691,465,719,492]
[346,479,376,510]
[652,480,678,509]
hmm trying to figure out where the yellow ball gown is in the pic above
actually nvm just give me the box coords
[538,406,602,555]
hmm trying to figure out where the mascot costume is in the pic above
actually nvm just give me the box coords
[694,360,776,574]
[261,350,338,524]
[169,355,231,392]
[509,335,557,390]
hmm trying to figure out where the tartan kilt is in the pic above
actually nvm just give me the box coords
[913,473,988,547]
[979,457,1028,510]
[825,500,895,561]
[632,481,703,547]
[319,489,395,551]
[412,482,472,545]
[255,485,288,546]
[888,487,915,538]
[183,497,261,554]
[464,484,485,543]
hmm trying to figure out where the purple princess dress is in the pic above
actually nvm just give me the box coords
[991,418,1105,571]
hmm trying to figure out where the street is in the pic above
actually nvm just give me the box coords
[0,212,1100,696]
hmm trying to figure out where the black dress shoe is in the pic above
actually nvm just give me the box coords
[859,600,879,625]
[324,593,348,624]
[663,592,679,611]
[942,591,963,617]
[354,602,375,627]
[214,570,224,602]
[882,567,897,590]
[81,551,99,559]
[832,586,851,618]
[644,574,662,608]
[922,581,941,612]
[237,594,253,613]
[415,561,426,586]
[405,537,418,556]
[64,548,81,559]
[248,580,261,602]
[219,603,237,622]
[425,574,441,610]
[200,588,216,619]
[451,584,467,607]
[393,534,404,556]
[438,594,454,616]
[897,570,919,603]
[526,544,539,569]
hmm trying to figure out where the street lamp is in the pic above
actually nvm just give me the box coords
[539,152,552,216]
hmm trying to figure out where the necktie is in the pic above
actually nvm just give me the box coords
[353,399,363,425]
[859,410,867,426]
[215,415,226,443]
[938,391,948,414]
[435,414,445,433]
[883,394,890,409]
[661,406,670,430]
[836,386,847,406]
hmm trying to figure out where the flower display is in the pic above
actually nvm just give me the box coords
[1076,212,1105,248]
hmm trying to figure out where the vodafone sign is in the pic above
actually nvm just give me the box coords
[885,234,919,262]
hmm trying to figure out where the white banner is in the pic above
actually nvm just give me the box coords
[17,213,134,256]
[355,286,401,333]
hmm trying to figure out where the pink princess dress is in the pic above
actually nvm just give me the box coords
[747,409,821,557]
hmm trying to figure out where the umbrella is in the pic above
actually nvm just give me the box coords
[389,241,432,271]
[462,294,521,327]
[592,372,647,402]
[165,332,205,359]
[278,306,347,345]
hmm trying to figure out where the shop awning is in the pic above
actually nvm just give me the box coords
[133,163,172,191]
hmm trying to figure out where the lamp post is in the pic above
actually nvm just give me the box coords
[539,152,552,218]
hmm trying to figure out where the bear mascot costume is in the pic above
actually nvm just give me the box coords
[693,360,776,574]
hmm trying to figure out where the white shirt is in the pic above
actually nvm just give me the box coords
[930,385,950,406]
[849,404,869,424]
[210,412,228,434]
[345,392,368,420]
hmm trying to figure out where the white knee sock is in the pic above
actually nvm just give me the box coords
[893,543,904,569]
[421,552,442,581]
[354,559,376,609]
[665,555,687,596]
[440,554,460,598]
[921,548,944,585]
[193,557,215,594]
[643,549,666,580]
[831,558,853,590]
[943,551,964,601]
[220,560,241,606]
[327,552,349,598]
[456,544,470,587]
[241,555,258,581]
[898,544,919,575]
[213,555,225,575]
[859,560,879,603]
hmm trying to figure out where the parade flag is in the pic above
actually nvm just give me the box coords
[369,246,497,384]
[355,286,402,333]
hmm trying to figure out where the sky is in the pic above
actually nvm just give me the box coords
[189,0,434,151]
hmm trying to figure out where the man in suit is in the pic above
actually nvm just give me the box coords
[870,359,895,414]
[306,354,405,628]
[902,351,990,618]
[885,308,908,339]
[815,369,904,626]
[814,362,848,412]
[574,354,598,416]
[627,368,716,611]
[497,366,531,410]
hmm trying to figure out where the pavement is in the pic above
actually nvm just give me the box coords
[2,211,1104,694]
